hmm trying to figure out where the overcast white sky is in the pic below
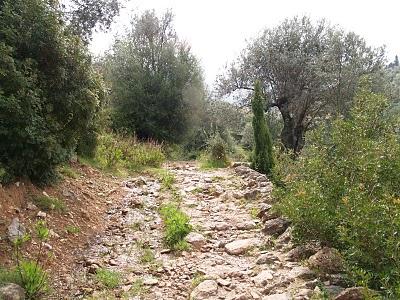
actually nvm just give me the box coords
[90,0,400,87]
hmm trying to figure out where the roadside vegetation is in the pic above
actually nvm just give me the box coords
[0,221,51,299]
[1,0,400,298]
[274,82,400,297]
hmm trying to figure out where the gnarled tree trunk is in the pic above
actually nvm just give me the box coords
[276,98,306,154]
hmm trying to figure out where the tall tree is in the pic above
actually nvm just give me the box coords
[218,16,384,153]
[0,0,104,183]
[104,10,205,142]
[61,0,121,41]
[251,81,273,174]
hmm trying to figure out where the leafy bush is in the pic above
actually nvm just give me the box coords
[94,133,165,171]
[274,83,400,296]
[159,203,192,250]
[76,126,98,158]
[96,134,124,169]
[95,268,120,289]
[0,165,8,183]
[0,0,104,183]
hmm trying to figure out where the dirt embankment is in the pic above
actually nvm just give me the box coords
[0,162,125,295]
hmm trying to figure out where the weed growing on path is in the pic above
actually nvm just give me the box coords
[1,221,52,299]
[139,248,155,264]
[129,279,148,296]
[95,268,120,289]
[159,203,192,250]
[191,272,206,288]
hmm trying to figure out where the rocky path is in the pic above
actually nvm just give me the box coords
[64,162,344,300]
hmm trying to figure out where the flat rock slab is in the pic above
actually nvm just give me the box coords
[253,270,274,286]
[225,238,259,255]
[262,293,290,300]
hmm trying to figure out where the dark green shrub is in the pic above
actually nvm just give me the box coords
[274,82,400,296]
[251,81,274,174]
[0,0,103,183]
[76,126,98,158]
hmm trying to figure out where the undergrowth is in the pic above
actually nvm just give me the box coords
[274,83,400,297]
[86,133,165,173]
[199,133,230,169]
[0,221,51,299]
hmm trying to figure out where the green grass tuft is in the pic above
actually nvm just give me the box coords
[95,268,121,289]
[58,165,79,178]
[159,203,192,250]
[65,225,81,234]
[32,195,66,212]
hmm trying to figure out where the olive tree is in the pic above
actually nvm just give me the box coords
[218,16,384,153]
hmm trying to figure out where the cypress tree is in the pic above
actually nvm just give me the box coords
[251,80,274,174]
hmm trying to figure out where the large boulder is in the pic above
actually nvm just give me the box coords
[308,247,344,273]
[262,218,290,236]
[0,283,25,300]
[7,218,25,243]
[190,280,218,300]
[286,244,318,262]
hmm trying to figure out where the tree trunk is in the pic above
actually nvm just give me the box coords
[277,99,305,154]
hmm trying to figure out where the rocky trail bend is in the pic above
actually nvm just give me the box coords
[61,162,335,300]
